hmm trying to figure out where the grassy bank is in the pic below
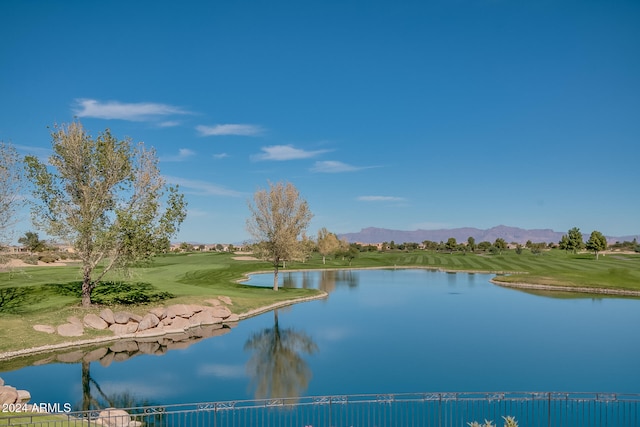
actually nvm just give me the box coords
[1,249,638,355]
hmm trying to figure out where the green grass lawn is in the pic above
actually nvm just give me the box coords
[1,249,638,355]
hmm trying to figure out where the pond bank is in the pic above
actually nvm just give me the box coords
[0,292,327,362]
[490,279,640,297]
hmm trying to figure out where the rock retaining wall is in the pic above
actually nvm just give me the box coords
[33,298,239,339]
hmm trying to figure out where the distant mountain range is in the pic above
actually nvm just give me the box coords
[338,225,639,245]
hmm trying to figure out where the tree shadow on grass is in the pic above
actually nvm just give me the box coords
[0,287,42,314]
[44,281,174,305]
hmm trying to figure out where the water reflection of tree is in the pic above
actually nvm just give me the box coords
[244,310,318,400]
[281,270,358,293]
[79,361,156,411]
[319,270,358,293]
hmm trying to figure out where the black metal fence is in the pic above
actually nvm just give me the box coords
[2,392,639,427]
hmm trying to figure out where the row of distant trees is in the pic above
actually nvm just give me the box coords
[2,125,638,302]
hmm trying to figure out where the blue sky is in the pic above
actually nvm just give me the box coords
[1,0,639,244]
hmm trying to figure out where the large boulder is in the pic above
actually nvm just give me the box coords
[84,314,109,330]
[57,323,84,337]
[188,304,205,314]
[17,389,31,403]
[0,377,4,386]
[33,324,55,334]
[218,295,233,305]
[67,316,83,327]
[137,313,160,331]
[164,317,190,334]
[97,408,131,427]
[207,305,232,319]
[100,308,115,325]
[225,313,240,323]
[166,304,192,318]
[149,307,167,320]
[190,311,221,326]
[113,311,141,324]
[0,386,18,405]
[108,322,137,336]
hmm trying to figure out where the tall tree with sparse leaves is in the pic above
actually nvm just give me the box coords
[0,142,24,246]
[25,122,187,306]
[586,230,607,260]
[246,181,313,291]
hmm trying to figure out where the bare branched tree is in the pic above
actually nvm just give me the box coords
[25,122,187,306]
[246,181,313,290]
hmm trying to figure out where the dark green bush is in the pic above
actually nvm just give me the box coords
[22,255,39,265]
[46,281,174,305]
[38,254,60,263]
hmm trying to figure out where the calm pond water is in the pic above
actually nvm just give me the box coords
[1,269,639,409]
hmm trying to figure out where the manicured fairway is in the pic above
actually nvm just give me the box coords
[0,249,638,354]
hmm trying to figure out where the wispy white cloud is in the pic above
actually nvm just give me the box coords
[186,208,209,217]
[13,144,52,162]
[357,195,406,202]
[252,145,329,161]
[158,120,182,127]
[213,153,229,159]
[73,98,191,121]
[164,176,245,197]
[196,124,263,136]
[198,363,246,379]
[160,148,196,162]
[311,160,362,173]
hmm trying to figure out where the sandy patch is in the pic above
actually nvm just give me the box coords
[0,258,71,268]
[232,256,259,261]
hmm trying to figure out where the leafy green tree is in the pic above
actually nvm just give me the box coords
[477,241,492,251]
[422,240,438,251]
[179,242,194,252]
[494,238,507,254]
[467,236,476,252]
[586,230,607,260]
[246,181,313,291]
[0,142,24,245]
[25,122,186,306]
[558,234,570,252]
[17,231,46,253]
[445,237,457,254]
[317,227,340,264]
[566,227,584,254]
[343,243,360,266]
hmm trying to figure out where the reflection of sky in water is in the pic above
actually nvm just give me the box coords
[2,269,640,406]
